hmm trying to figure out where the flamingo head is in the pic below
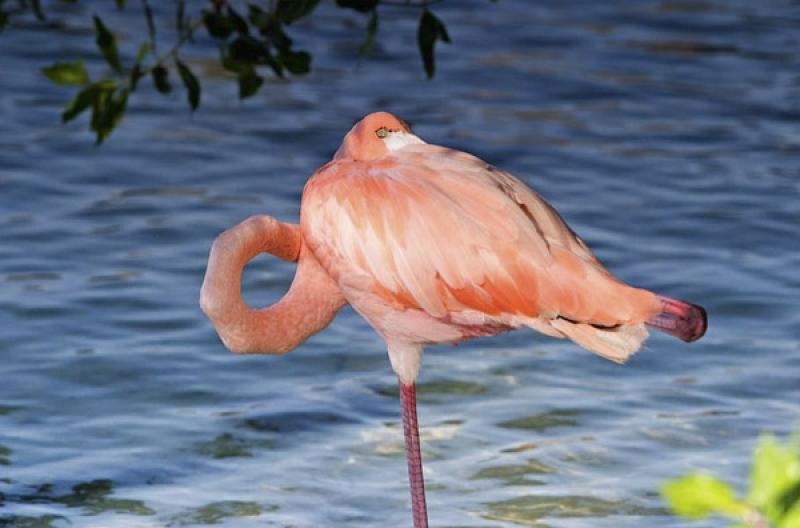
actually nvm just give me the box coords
[334,112,424,161]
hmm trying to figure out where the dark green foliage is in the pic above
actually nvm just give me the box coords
[280,49,311,75]
[203,8,234,39]
[129,42,151,91]
[337,0,379,13]
[176,0,186,34]
[42,61,89,86]
[31,0,45,21]
[276,0,320,24]
[176,60,200,111]
[418,10,450,79]
[227,6,249,35]
[91,86,128,144]
[15,0,478,143]
[359,10,379,57]
[59,79,127,144]
[237,68,264,99]
[229,35,268,63]
[62,84,98,123]
[152,65,171,94]
[142,0,156,46]
[93,15,123,74]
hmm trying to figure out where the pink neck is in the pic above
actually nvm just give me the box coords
[200,215,346,354]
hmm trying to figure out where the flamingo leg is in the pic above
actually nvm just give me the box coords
[400,381,429,528]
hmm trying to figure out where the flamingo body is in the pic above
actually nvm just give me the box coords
[301,113,663,380]
[200,111,707,528]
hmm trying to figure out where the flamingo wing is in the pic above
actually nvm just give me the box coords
[302,144,659,347]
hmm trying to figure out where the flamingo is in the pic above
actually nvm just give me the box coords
[200,111,707,528]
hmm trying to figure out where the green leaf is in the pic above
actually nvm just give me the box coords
[417,10,450,79]
[223,44,282,78]
[336,0,379,13]
[135,42,151,65]
[749,435,800,515]
[42,61,89,86]
[247,4,271,29]
[259,15,292,52]
[62,84,97,123]
[229,36,268,64]
[130,43,150,92]
[220,47,243,74]
[176,0,186,34]
[129,65,144,91]
[176,59,200,111]
[662,473,748,520]
[31,0,45,21]
[280,49,311,75]
[91,87,127,144]
[88,82,116,137]
[439,19,451,43]
[237,66,263,99]
[276,0,320,24]
[203,9,233,39]
[227,6,249,35]
[93,15,123,74]
[779,481,800,519]
[152,65,171,94]
[142,0,156,45]
[780,500,800,528]
[265,54,284,78]
[359,9,378,57]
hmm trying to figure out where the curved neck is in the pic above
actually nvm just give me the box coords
[200,215,346,354]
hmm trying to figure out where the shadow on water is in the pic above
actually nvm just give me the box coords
[238,408,359,434]
[0,515,68,528]
[471,458,555,487]
[498,409,582,432]
[192,432,271,459]
[1,479,277,526]
[1,480,153,526]
[166,501,275,526]
[6,480,154,516]
[373,378,489,402]
[483,494,665,527]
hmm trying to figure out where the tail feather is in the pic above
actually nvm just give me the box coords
[548,319,649,364]
[646,295,707,342]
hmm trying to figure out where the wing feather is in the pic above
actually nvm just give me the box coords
[302,145,658,327]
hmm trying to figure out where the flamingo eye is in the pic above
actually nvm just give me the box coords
[375,127,389,138]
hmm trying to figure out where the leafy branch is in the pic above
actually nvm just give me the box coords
[1,0,468,144]
[662,433,800,528]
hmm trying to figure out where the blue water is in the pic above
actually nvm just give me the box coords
[1,1,799,527]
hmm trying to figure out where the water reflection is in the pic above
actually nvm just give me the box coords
[193,433,267,459]
[471,458,554,487]
[498,410,582,432]
[5,480,153,516]
[484,494,664,526]
[0,514,68,528]
[166,501,274,526]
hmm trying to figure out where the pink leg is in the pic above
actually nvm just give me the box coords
[400,382,429,528]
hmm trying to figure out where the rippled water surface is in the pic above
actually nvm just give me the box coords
[2,1,799,527]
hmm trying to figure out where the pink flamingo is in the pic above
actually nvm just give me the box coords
[200,112,707,528]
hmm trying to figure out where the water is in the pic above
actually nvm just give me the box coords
[1,1,799,526]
